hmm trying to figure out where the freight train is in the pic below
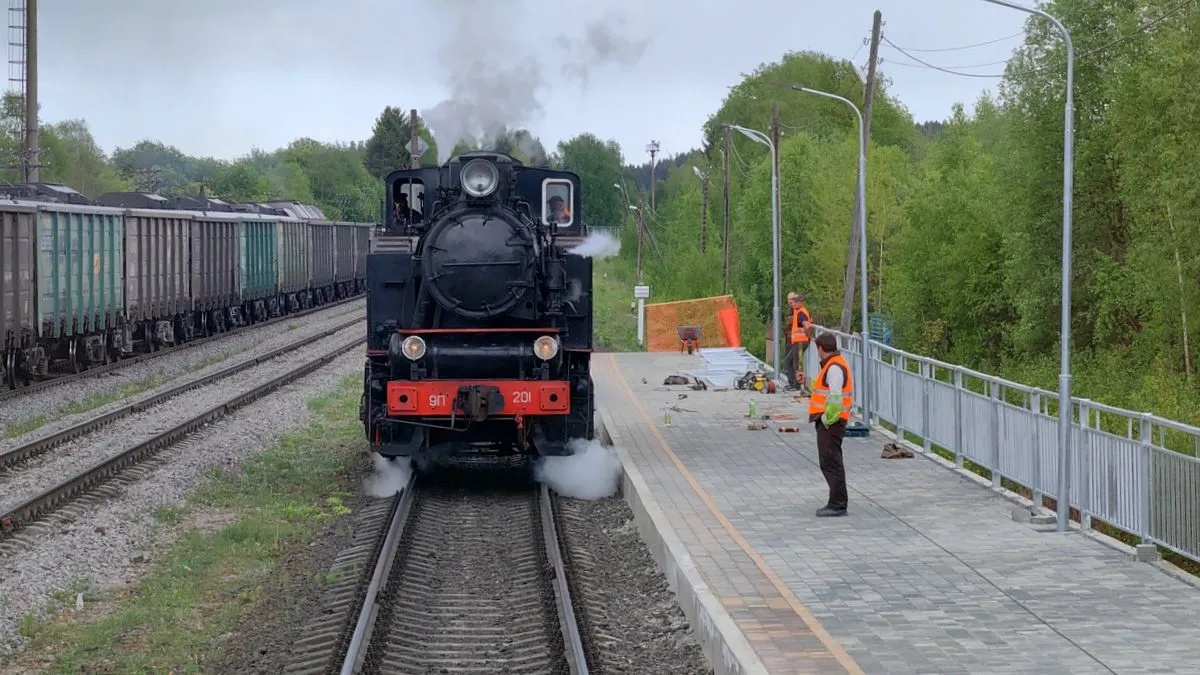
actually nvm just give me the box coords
[0,182,376,389]
[360,151,594,460]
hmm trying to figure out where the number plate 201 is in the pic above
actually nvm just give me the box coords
[385,382,570,416]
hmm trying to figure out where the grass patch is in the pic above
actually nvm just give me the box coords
[593,258,641,352]
[3,351,234,440]
[13,372,365,673]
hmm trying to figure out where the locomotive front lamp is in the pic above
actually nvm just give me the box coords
[401,335,427,360]
[533,335,560,361]
[460,159,499,198]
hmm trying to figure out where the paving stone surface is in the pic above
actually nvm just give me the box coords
[596,351,1200,675]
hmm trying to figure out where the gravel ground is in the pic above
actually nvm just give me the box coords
[558,493,714,674]
[0,323,365,515]
[0,299,364,435]
[0,348,363,660]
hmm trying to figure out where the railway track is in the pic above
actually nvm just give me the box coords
[286,461,591,675]
[0,314,364,472]
[0,294,365,402]
[0,328,366,549]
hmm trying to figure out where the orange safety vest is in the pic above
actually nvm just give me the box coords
[790,306,810,343]
[808,353,853,422]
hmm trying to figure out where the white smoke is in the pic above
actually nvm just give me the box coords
[534,438,623,500]
[567,231,621,259]
[421,1,649,163]
[364,452,413,498]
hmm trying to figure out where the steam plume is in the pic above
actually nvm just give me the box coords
[421,1,649,163]
[534,438,624,500]
[567,231,621,259]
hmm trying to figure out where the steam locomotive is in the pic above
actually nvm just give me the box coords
[360,151,594,460]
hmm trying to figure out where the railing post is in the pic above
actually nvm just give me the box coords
[867,342,876,427]
[1079,401,1092,531]
[953,367,964,469]
[921,361,932,454]
[990,379,1002,489]
[1031,391,1043,509]
[895,354,906,443]
[1139,414,1152,541]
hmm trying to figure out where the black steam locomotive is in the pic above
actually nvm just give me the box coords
[360,151,594,460]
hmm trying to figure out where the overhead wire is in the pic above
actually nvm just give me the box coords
[726,138,754,181]
[881,0,1194,79]
[888,31,1024,53]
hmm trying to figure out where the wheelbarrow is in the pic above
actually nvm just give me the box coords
[678,326,702,355]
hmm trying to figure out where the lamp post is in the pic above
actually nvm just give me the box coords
[726,123,781,384]
[981,0,1075,533]
[614,184,648,343]
[692,166,709,252]
[782,84,871,428]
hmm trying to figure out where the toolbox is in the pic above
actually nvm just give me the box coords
[845,421,870,437]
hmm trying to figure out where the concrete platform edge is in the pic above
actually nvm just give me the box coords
[872,424,1200,589]
[596,405,770,675]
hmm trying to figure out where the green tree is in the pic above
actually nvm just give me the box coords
[363,106,438,178]
[39,119,130,196]
[554,133,625,229]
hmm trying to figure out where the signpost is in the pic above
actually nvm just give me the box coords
[633,285,650,346]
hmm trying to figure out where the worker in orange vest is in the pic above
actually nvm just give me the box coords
[784,292,811,391]
[808,333,852,517]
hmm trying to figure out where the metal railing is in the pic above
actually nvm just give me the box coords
[802,326,1200,564]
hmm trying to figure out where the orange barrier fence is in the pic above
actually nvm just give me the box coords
[644,294,743,352]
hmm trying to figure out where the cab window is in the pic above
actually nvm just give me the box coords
[392,179,424,229]
[541,180,574,227]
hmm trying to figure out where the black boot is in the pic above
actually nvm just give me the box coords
[816,505,847,517]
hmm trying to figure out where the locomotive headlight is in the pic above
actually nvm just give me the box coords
[401,335,427,361]
[533,335,560,361]
[460,159,499,198]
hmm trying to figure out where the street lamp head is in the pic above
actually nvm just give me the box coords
[729,124,763,146]
[771,82,809,94]
[692,166,705,179]
[613,183,622,190]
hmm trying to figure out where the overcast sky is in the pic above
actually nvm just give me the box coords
[31,0,1029,164]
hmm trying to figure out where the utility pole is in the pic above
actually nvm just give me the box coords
[770,103,782,298]
[22,0,38,183]
[636,192,646,283]
[694,167,709,252]
[646,140,660,212]
[409,108,420,169]
[722,126,731,294]
[839,9,882,334]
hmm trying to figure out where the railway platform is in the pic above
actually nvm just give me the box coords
[594,350,1200,675]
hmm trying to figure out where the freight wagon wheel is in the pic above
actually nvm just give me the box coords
[4,352,16,390]
[68,339,83,374]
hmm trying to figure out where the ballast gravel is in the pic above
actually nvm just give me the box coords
[559,494,714,674]
[0,348,362,660]
[0,323,365,515]
[0,299,364,436]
